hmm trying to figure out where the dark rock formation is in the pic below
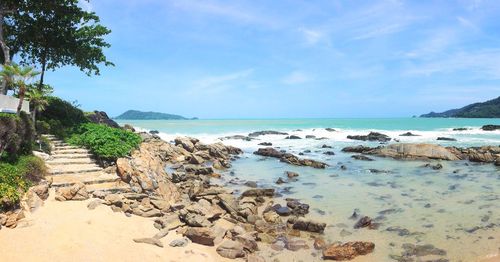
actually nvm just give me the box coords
[87,111,120,128]
[347,132,391,142]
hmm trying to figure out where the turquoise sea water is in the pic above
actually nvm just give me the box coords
[117,118,500,261]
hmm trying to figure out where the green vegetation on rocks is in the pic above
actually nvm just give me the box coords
[421,96,500,118]
[68,123,141,161]
[0,155,47,208]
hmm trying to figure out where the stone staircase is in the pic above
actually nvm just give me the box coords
[42,134,130,194]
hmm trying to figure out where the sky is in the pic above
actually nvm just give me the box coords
[45,0,500,118]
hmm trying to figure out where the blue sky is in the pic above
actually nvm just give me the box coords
[46,0,500,118]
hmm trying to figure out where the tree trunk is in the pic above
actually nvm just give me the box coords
[0,12,11,95]
[38,51,47,90]
[16,85,25,115]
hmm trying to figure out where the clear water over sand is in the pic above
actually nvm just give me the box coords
[118,118,500,261]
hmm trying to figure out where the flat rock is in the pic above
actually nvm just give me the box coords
[133,237,164,248]
[323,241,375,260]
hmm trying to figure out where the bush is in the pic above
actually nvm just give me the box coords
[0,155,47,209]
[38,96,88,138]
[35,120,51,134]
[68,123,141,161]
[0,112,34,160]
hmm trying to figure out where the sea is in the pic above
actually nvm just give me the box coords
[116,118,500,262]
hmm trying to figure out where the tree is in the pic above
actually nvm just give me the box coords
[0,0,18,94]
[0,63,39,114]
[1,0,113,93]
[25,83,53,123]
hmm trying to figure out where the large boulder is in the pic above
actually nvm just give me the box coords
[323,241,375,260]
[374,143,460,161]
[254,148,327,169]
[347,132,391,142]
[183,227,217,246]
[216,240,245,259]
[288,217,326,233]
[481,125,500,131]
[86,111,120,128]
[116,141,180,203]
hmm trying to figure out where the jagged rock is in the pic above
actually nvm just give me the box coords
[30,181,50,200]
[25,190,43,212]
[235,233,259,252]
[150,199,170,211]
[254,148,328,169]
[216,240,245,259]
[241,188,275,197]
[248,130,288,137]
[184,227,217,246]
[374,143,459,161]
[341,145,376,154]
[87,111,120,128]
[104,194,123,206]
[133,237,163,248]
[323,241,375,260]
[174,137,197,152]
[482,125,500,131]
[286,199,309,216]
[263,210,282,224]
[288,217,326,233]
[354,216,377,229]
[351,155,374,161]
[285,135,302,139]
[3,210,24,228]
[55,182,89,201]
[347,132,391,142]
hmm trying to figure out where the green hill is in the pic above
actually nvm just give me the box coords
[115,110,197,120]
[420,96,500,118]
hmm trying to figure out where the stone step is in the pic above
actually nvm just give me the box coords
[46,158,97,165]
[51,153,93,159]
[52,148,90,154]
[87,181,131,194]
[49,164,102,175]
[52,145,80,150]
[47,172,121,188]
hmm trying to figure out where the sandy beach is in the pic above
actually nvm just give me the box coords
[0,190,232,262]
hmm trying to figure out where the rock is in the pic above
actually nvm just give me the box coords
[241,188,274,197]
[288,217,326,233]
[254,148,328,169]
[174,137,196,152]
[323,151,335,156]
[216,240,245,259]
[322,144,333,148]
[285,135,302,139]
[323,241,375,260]
[273,204,292,216]
[150,199,170,211]
[347,132,391,142]
[314,238,327,250]
[277,177,289,184]
[374,143,460,161]
[258,142,272,146]
[247,254,266,262]
[401,243,446,257]
[30,182,50,200]
[55,182,89,201]
[104,194,123,206]
[183,227,216,246]
[453,128,469,131]
[286,199,309,216]
[354,216,377,229]
[188,154,205,165]
[306,135,316,139]
[286,171,299,178]
[325,128,336,132]
[87,111,120,128]
[123,124,135,132]
[248,130,288,137]
[133,237,163,248]
[437,137,457,141]
[169,237,190,247]
[341,145,377,154]
[399,132,420,136]
[25,190,43,212]
[87,199,104,210]
[286,238,309,251]
[4,210,24,228]
[244,181,258,188]
[351,155,374,161]
[481,125,500,131]
[263,211,282,224]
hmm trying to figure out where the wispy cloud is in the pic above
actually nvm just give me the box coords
[298,27,325,45]
[282,71,311,85]
[186,69,254,95]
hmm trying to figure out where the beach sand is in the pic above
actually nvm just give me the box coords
[0,190,232,262]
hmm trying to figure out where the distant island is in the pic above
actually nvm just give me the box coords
[420,96,500,118]
[114,110,198,120]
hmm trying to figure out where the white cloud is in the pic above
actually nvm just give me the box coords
[186,69,254,95]
[282,71,311,85]
[298,27,324,45]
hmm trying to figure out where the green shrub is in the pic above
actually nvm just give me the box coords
[38,96,88,138]
[35,120,51,134]
[68,123,141,161]
[0,112,34,160]
[0,155,47,209]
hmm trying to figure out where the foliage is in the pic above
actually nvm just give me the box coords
[1,0,113,90]
[0,112,34,160]
[0,155,47,208]
[0,63,39,113]
[38,96,89,138]
[25,83,53,124]
[68,123,141,161]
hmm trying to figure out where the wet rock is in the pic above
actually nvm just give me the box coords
[133,237,163,248]
[244,181,258,188]
[248,130,288,137]
[286,199,310,216]
[285,135,302,139]
[347,132,391,142]
[369,169,390,174]
[324,151,335,156]
[174,137,197,152]
[341,145,377,154]
[386,226,410,236]
[325,128,336,132]
[169,237,190,247]
[323,241,375,260]
[306,135,316,139]
[276,177,287,184]
[273,204,292,216]
[241,188,274,197]
[286,171,299,178]
[401,243,446,257]
[481,125,500,131]
[288,217,326,233]
[354,216,378,229]
[254,148,328,169]
[437,137,457,141]
[55,182,89,201]
[258,142,272,146]
[374,143,460,161]
[322,144,333,148]
[399,132,420,136]
[351,155,374,161]
[216,240,245,259]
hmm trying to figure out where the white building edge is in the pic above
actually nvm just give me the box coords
[0,94,30,113]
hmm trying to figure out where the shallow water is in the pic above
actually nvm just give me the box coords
[119,118,500,261]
